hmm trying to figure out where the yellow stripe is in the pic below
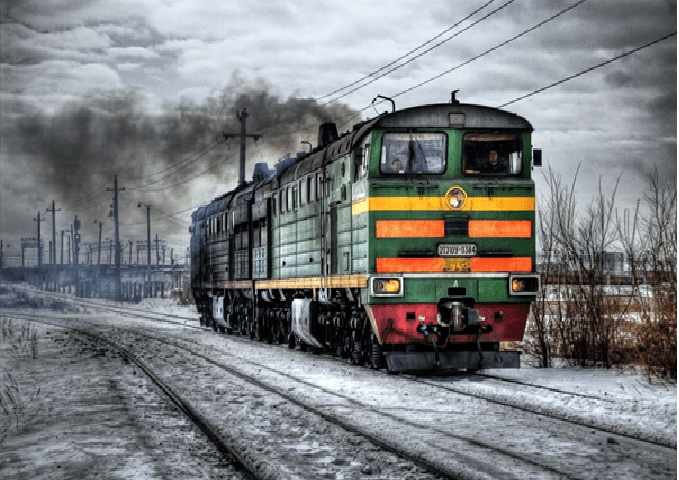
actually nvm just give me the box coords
[352,196,534,214]
[255,274,368,290]
[351,197,370,215]
[217,281,254,289]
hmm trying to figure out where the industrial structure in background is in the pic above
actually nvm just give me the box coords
[0,176,191,303]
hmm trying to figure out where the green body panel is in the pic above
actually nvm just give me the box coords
[267,125,536,310]
[364,129,536,306]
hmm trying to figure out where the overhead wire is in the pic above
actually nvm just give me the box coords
[320,0,517,106]
[316,0,500,101]
[498,31,677,108]
[374,0,589,105]
[125,138,223,190]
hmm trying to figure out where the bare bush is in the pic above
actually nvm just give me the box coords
[619,168,677,381]
[534,166,642,368]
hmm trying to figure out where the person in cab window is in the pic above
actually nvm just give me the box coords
[489,150,499,169]
[390,159,402,173]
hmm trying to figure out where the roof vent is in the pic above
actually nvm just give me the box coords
[317,122,338,147]
[451,90,460,105]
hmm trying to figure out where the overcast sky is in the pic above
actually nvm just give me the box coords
[0,0,676,263]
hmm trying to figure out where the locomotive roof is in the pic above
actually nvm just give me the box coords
[191,102,533,218]
[375,102,533,131]
[278,115,383,184]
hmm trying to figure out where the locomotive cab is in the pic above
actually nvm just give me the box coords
[357,103,541,372]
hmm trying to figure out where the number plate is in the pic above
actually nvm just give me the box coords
[437,244,477,257]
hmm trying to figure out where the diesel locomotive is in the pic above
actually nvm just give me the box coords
[190,96,541,372]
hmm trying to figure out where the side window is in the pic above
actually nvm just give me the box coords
[222,213,226,232]
[280,189,286,213]
[307,176,314,202]
[362,144,370,177]
[317,174,323,200]
[287,187,292,212]
[300,180,306,206]
[292,186,297,211]
[272,193,277,216]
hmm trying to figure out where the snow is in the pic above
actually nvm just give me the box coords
[0,286,676,479]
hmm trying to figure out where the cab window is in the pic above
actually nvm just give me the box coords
[380,132,446,174]
[462,133,522,176]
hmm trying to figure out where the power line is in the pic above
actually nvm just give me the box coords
[382,0,589,104]
[124,137,221,183]
[316,0,501,101]
[321,0,517,106]
[498,31,677,108]
[130,147,241,193]
[125,139,223,190]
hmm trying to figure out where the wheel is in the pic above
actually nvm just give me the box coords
[371,341,384,369]
[287,332,296,349]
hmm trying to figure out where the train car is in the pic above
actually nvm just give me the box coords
[190,96,541,372]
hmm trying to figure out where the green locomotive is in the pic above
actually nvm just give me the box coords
[190,97,541,372]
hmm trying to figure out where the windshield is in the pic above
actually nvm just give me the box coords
[462,133,522,176]
[380,132,446,174]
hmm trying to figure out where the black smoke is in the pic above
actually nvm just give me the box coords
[3,77,359,246]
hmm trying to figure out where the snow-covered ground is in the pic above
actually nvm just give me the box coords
[0,286,676,479]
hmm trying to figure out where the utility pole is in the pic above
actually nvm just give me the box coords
[67,228,72,265]
[128,240,133,265]
[61,230,65,265]
[94,221,104,267]
[155,234,160,269]
[223,108,263,186]
[46,200,61,291]
[72,216,81,295]
[108,176,125,300]
[138,203,152,298]
[34,212,45,280]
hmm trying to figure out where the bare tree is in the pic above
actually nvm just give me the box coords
[540,166,639,367]
[622,168,677,381]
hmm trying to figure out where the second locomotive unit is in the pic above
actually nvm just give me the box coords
[190,95,541,372]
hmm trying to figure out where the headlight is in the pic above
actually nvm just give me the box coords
[371,277,403,296]
[509,275,540,295]
[445,185,467,210]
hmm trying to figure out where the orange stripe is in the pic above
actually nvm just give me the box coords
[468,220,532,238]
[376,257,532,273]
[471,257,532,272]
[377,257,443,273]
[376,220,445,238]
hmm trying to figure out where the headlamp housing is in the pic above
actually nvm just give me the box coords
[509,274,540,296]
[370,277,404,297]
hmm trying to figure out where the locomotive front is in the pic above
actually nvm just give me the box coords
[357,102,541,371]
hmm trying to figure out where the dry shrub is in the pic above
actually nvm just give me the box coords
[636,284,677,382]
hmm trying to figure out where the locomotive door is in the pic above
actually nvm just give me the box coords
[330,204,338,274]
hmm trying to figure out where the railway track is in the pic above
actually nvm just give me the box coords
[4,311,449,479]
[93,317,677,480]
[2,290,676,479]
[2,311,261,480]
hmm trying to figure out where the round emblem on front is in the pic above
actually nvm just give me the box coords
[445,185,467,209]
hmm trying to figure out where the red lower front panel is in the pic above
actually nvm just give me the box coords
[365,303,530,345]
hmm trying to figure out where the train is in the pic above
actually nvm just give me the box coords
[189,95,541,372]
